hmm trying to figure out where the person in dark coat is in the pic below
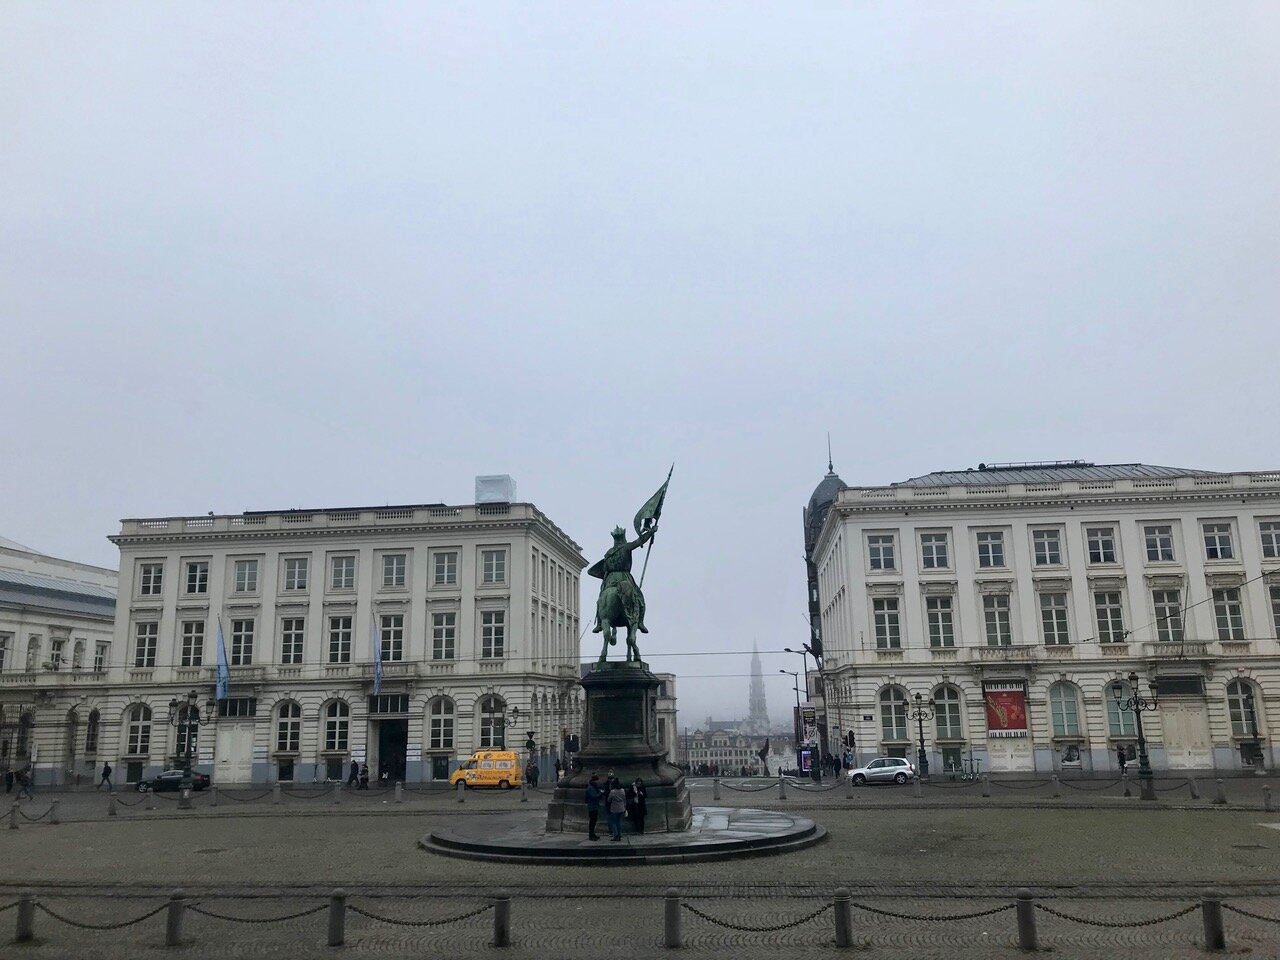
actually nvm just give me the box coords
[347,760,359,786]
[584,774,603,840]
[358,763,370,790]
[1116,745,1128,773]
[97,762,113,790]
[626,778,647,834]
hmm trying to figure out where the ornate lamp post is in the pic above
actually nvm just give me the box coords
[1244,690,1265,774]
[165,690,215,799]
[908,693,935,780]
[1111,672,1159,801]
[787,643,828,782]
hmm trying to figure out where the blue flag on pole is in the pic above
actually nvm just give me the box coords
[215,618,229,701]
[371,613,383,696]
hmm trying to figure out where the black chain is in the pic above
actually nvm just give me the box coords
[37,902,168,930]
[188,903,328,923]
[218,790,272,802]
[851,902,1014,921]
[922,780,980,789]
[1223,903,1280,924]
[1059,779,1122,792]
[282,789,330,799]
[114,795,146,807]
[681,901,832,932]
[1035,902,1198,927]
[0,902,18,913]
[1152,780,1191,793]
[18,805,54,822]
[990,779,1052,790]
[789,781,844,793]
[719,782,778,793]
[348,902,493,927]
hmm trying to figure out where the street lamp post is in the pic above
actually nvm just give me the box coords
[1244,690,1265,774]
[165,690,215,792]
[780,669,806,776]
[908,693,935,780]
[1111,672,1159,801]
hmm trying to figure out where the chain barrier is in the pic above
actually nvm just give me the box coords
[282,788,331,799]
[36,901,169,930]
[1035,902,1199,928]
[18,805,55,822]
[0,902,18,913]
[720,781,782,793]
[347,902,493,927]
[681,900,832,932]
[1152,780,1191,794]
[1222,903,1280,924]
[188,903,329,923]
[1059,778,1122,792]
[990,779,1053,790]
[114,794,147,807]
[789,781,844,793]
[218,790,273,802]
[921,779,981,789]
[851,901,1014,922]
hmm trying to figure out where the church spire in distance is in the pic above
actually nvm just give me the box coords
[748,641,768,731]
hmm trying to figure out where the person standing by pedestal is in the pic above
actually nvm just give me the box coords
[358,763,370,790]
[606,780,627,841]
[1116,745,1128,773]
[97,762,113,790]
[585,774,603,840]
[627,778,647,835]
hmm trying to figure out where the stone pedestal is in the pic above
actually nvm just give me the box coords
[545,661,692,834]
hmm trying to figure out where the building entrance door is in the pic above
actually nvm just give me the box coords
[375,719,408,783]
[987,738,1034,772]
[214,724,254,784]
[1160,701,1213,769]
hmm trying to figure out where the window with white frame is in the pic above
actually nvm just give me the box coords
[432,612,456,660]
[185,561,209,595]
[93,642,108,672]
[1203,523,1235,561]
[1039,593,1070,645]
[481,610,506,658]
[1152,590,1184,642]
[234,559,258,593]
[328,616,352,664]
[1227,680,1259,738]
[179,620,205,666]
[879,687,908,741]
[867,534,896,571]
[433,551,458,586]
[126,704,152,755]
[983,594,1012,646]
[282,556,308,591]
[1143,525,1175,562]
[230,618,254,665]
[324,701,350,752]
[1049,682,1082,736]
[276,702,301,752]
[1086,527,1117,564]
[481,549,507,585]
[330,555,355,591]
[1032,529,1063,566]
[1261,521,1280,560]
[934,686,963,739]
[1093,592,1126,643]
[0,633,9,672]
[976,531,1005,568]
[479,695,506,748]
[50,638,65,670]
[872,597,901,649]
[133,622,158,667]
[138,562,164,596]
[1212,588,1245,640]
[1106,683,1138,736]
[429,697,455,749]
[920,532,950,569]
[926,596,955,647]
[1271,586,1280,638]
[382,554,407,588]
[281,617,305,665]
[379,613,404,661]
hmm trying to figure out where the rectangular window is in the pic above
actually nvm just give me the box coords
[1144,525,1175,562]
[234,559,258,593]
[1212,588,1245,640]
[133,622,158,667]
[1202,523,1234,561]
[1086,527,1117,564]
[1270,585,1280,638]
[1032,529,1062,566]
[185,561,209,595]
[433,551,458,586]
[368,694,410,714]
[976,531,1005,568]
[139,562,164,596]
[280,617,305,665]
[328,616,352,664]
[872,598,901,649]
[231,619,254,666]
[920,533,949,570]
[94,642,108,672]
[926,596,954,647]
[983,595,1012,646]
[382,554,406,588]
[276,713,300,753]
[1094,592,1126,643]
[867,534,896,571]
[179,620,205,667]
[432,612,456,660]
[481,610,506,658]
[0,634,8,672]
[1261,521,1280,560]
[284,557,309,591]
[481,549,507,585]
[379,614,404,661]
[1152,590,1184,643]
[1040,593,1070,645]
[330,555,355,591]
[217,698,257,718]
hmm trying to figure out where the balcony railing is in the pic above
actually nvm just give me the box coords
[971,645,1034,662]
[1143,641,1210,659]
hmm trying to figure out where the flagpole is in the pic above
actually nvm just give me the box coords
[637,464,672,590]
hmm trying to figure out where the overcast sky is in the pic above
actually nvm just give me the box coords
[3,3,1278,725]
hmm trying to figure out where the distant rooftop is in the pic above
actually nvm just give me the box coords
[894,462,1221,488]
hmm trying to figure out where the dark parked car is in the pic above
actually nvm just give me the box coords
[136,769,212,792]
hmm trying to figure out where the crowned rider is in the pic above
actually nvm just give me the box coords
[589,522,657,636]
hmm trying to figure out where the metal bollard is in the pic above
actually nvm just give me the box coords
[328,888,346,946]
[458,780,466,803]
[981,775,990,798]
[778,774,788,800]
[145,788,156,811]
[333,781,342,805]
[178,785,192,810]
[9,802,18,831]
[273,783,282,805]
[664,887,682,948]
[833,886,852,948]
[846,775,855,799]
[1200,888,1225,950]
[1015,888,1038,951]
[521,780,528,803]
[492,889,510,948]
[1189,777,1201,800]
[1122,772,1131,798]
[15,891,35,942]
[1214,778,1228,805]
[50,799,59,825]
[1263,785,1274,813]
[210,786,219,807]
[913,776,922,799]
[1051,775,1060,798]
[165,889,185,947]
[713,778,721,801]
[395,781,403,804]
[108,791,118,816]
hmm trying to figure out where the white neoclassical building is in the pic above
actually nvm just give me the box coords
[808,462,1280,776]
[5,500,587,786]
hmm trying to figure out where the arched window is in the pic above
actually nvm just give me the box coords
[934,686,964,740]
[126,704,152,756]
[879,687,908,741]
[428,698,455,750]
[276,702,301,753]
[324,701,350,752]
[1049,682,1082,737]
[85,710,101,754]
[479,695,506,748]
[1227,680,1260,738]
[72,641,85,670]
[1106,683,1137,737]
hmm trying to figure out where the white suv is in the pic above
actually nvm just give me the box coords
[847,757,916,785]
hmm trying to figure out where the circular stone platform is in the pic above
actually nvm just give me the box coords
[421,807,825,865]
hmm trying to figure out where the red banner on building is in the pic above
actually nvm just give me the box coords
[984,682,1028,738]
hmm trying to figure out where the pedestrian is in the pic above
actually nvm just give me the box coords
[607,778,627,841]
[525,760,538,788]
[1116,745,1128,773]
[16,767,34,800]
[347,760,359,786]
[554,758,563,781]
[585,774,603,840]
[4,769,12,793]
[97,761,113,790]
[358,763,370,790]
[626,778,647,835]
